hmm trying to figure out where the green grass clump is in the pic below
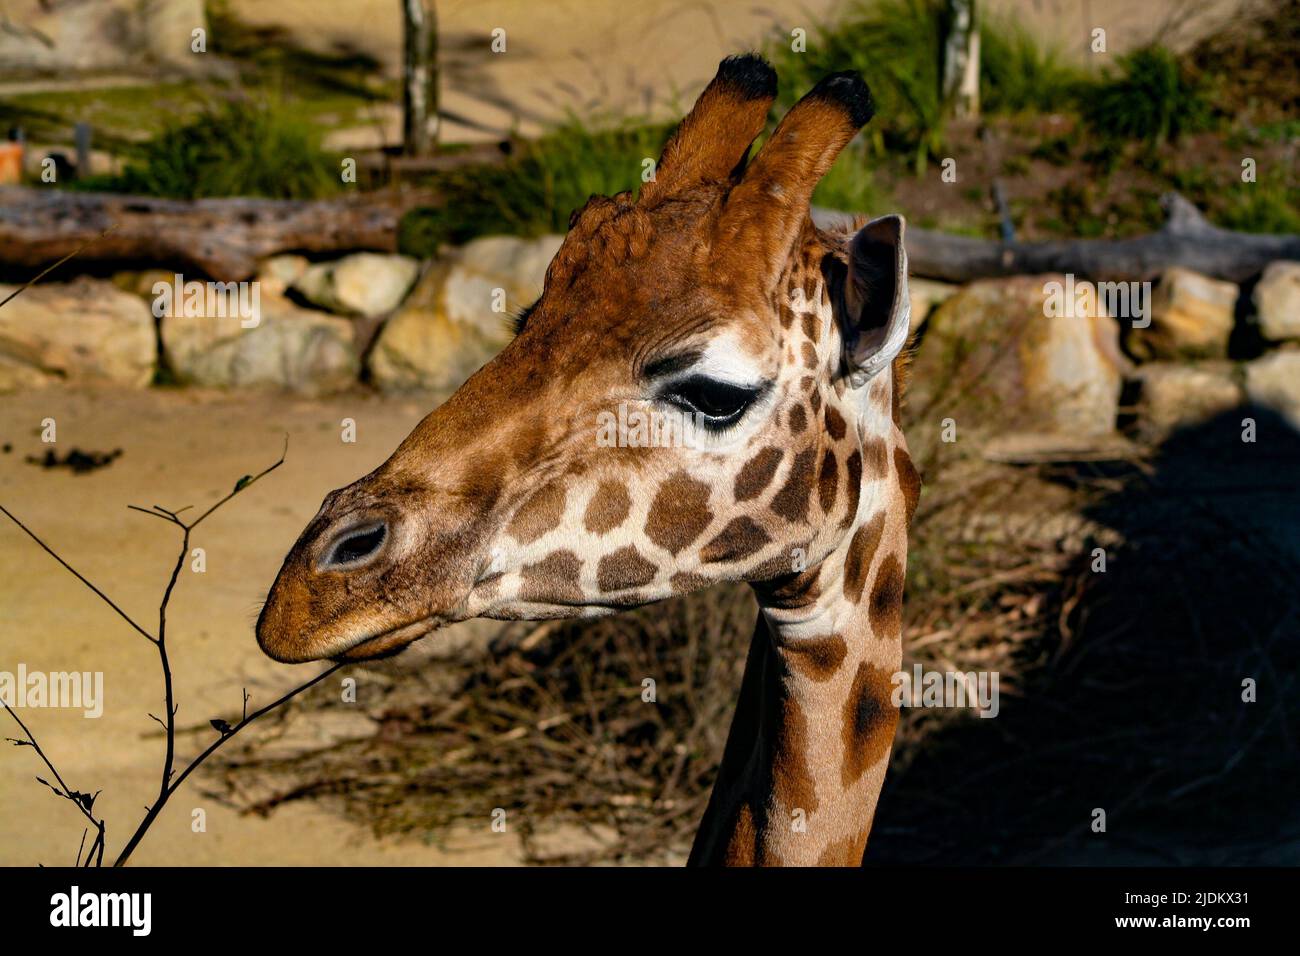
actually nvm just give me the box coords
[400,117,672,255]
[979,16,1084,113]
[1082,44,1214,146]
[766,0,1086,174]
[76,94,341,200]
[767,0,947,175]
[1213,176,1300,234]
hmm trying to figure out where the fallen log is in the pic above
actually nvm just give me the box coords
[3,187,1295,286]
[816,193,1300,284]
[0,187,433,281]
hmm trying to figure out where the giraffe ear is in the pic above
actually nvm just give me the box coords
[639,54,776,204]
[843,214,911,386]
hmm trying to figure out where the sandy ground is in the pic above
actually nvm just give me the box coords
[0,385,532,866]
[225,0,1238,145]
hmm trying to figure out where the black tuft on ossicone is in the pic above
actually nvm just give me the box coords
[715,53,778,101]
[808,70,876,127]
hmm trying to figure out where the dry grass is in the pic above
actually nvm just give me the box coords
[213,584,756,864]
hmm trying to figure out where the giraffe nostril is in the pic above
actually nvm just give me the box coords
[321,521,388,570]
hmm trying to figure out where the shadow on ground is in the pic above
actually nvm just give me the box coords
[868,405,1300,865]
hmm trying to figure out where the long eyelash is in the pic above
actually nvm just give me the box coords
[659,377,766,431]
[513,300,539,336]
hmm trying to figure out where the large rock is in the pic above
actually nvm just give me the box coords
[908,277,959,333]
[0,0,213,76]
[1133,362,1243,439]
[256,255,311,298]
[0,278,155,390]
[910,275,1127,441]
[292,253,420,318]
[369,234,563,394]
[1129,267,1237,361]
[161,293,358,394]
[1253,261,1300,342]
[1245,351,1300,431]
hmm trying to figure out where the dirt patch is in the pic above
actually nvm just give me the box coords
[24,447,123,474]
[0,385,528,866]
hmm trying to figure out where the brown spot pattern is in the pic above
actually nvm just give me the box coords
[596,546,658,592]
[781,634,847,682]
[817,449,838,514]
[701,516,771,564]
[862,436,889,479]
[895,447,921,525]
[840,450,862,528]
[670,571,710,594]
[734,447,783,502]
[841,661,899,787]
[773,694,818,815]
[800,311,818,342]
[868,553,906,638]
[519,550,583,605]
[723,803,758,866]
[644,472,712,554]
[770,447,817,523]
[788,404,807,434]
[824,405,847,441]
[843,511,885,603]
[507,483,566,544]
[817,833,869,867]
[583,480,630,534]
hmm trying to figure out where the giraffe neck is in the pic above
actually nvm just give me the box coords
[688,383,910,866]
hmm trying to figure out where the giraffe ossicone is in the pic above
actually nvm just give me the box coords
[257,52,921,866]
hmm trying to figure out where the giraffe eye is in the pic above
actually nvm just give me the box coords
[661,376,762,429]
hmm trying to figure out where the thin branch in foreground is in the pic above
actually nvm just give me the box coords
[0,505,155,643]
[0,223,120,311]
[112,661,345,868]
[2,437,344,868]
[4,702,106,867]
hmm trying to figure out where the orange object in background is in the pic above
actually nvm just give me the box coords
[0,142,23,184]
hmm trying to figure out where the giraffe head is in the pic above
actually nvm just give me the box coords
[257,54,913,664]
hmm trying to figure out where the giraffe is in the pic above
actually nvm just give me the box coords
[256,53,920,866]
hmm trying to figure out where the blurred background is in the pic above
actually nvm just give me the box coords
[1,0,1297,866]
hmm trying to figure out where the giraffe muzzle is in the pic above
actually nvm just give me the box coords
[257,480,487,664]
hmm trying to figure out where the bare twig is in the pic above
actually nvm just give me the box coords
[4,702,106,866]
[0,224,120,310]
[2,437,344,868]
[112,661,344,868]
[0,505,155,643]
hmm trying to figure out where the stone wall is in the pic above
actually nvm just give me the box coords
[2,236,1297,446]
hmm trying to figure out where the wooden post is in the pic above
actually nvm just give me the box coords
[401,0,440,156]
[943,0,980,119]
